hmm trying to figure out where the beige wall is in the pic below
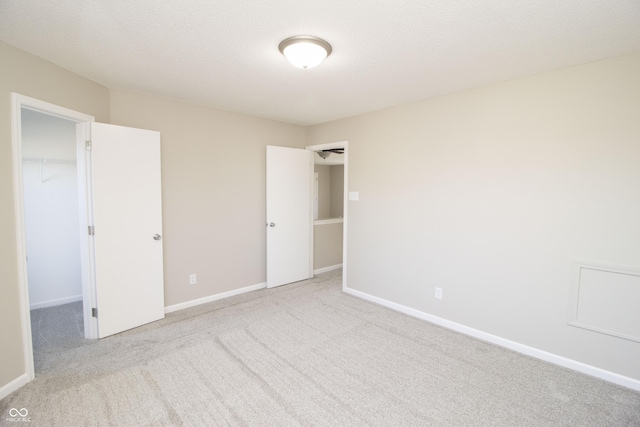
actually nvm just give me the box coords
[308,53,640,380]
[315,165,344,270]
[0,42,110,389]
[316,164,344,220]
[315,164,331,219]
[109,90,306,306]
[314,222,343,269]
[330,165,344,218]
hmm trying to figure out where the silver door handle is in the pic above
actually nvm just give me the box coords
[153,234,162,240]
[269,222,276,228]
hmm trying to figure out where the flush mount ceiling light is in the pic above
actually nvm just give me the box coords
[279,35,332,69]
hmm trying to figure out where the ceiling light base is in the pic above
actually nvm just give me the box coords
[279,35,332,69]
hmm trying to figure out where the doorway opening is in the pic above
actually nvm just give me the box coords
[21,109,85,372]
[11,94,95,382]
[306,141,348,291]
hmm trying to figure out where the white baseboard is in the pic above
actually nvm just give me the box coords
[344,286,640,392]
[164,282,267,314]
[30,294,82,310]
[0,373,30,401]
[314,264,343,275]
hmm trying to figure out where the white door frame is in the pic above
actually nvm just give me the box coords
[11,93,96,383]
[305,141,348,291]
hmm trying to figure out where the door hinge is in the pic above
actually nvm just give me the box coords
[92,308,98,318]
[88,225,95,236]
[86,140,92,151]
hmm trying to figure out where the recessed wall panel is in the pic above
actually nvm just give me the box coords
[569,261,640,342]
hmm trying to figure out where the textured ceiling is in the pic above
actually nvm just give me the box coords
[1,0,640,126]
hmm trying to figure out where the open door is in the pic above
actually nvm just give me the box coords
[266,146,313,288]
[85,122,165,338]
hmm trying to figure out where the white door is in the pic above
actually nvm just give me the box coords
[89,123,165,338]
[266,146,313,288]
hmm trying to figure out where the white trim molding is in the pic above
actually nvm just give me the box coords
[0,373,29,401]
[314,218,344,226]
[314,264,343,275]
[30,295,83,310]
[164,282,266,314]
[344,285,640,392]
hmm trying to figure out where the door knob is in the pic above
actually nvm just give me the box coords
[269,222,276,228]
[153,234,162,240]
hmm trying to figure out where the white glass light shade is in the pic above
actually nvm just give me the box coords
[279,36,332,69]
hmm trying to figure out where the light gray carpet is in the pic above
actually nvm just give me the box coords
[2,270,639,426]
[30,300,85,374]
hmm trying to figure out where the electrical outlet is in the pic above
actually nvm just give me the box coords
[189,273,197,285]
[435,287,443,300]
